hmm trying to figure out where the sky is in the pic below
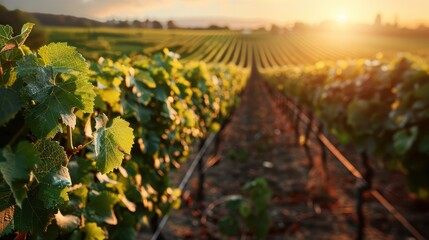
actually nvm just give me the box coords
[1,0,429,28]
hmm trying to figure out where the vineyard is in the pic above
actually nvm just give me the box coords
[47,27,429,66]
[1,21,429,240]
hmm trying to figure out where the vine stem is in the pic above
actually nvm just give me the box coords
[0,61,3,84]
[66,138,94,164]
[66,126,74,151]
[18,46,25,57]
[8,125,26,146]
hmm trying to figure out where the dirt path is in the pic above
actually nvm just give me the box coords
[158,71,428,239]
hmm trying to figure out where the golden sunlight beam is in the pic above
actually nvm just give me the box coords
[336,13,349,24]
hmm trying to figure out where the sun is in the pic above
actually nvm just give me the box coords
[336,13,349,24]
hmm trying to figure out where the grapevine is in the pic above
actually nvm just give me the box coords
[0,23,248,239]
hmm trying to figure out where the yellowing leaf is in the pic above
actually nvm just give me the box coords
[84,222,106,240]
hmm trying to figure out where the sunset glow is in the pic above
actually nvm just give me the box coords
[336,13,348,24]
[1,0,429,28]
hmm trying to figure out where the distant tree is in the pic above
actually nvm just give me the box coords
[143,19,152,28]
[0,5,47,48]
[132,20,144,28]
[394,15,399,28]
[374,13,382,27]
[116,20,130,28]
[167,20,178,29]
[208,24,229,30]
[152,20,163,29]
[292,22,309,31]
[255,26,266,32]
[270,24,280,33]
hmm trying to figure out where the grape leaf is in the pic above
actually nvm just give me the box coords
[0,23,33,53]
[13,197,55,235]
[84,222,106,240]
[93,114,133,174]
[87,191,119,225]
[96,88,121,107]
[134,81,154,105]
[110,212,137,240]
[0,88,21,126]
[15,23,34,47]
[38,42,88,74]
[418,134,429,153]
[0,141,41,208]
[0,25,13,47]
[123,100,152,124]
[6,23,34,51]
[39,182,69,209]
[154,85,168,101]
[38,166,71,209]
[69,183,89,207]
[55,210,80,234]
[45,166,72,188]
[0,182,14,209]
[17,44,96,138]
[136,71,156,89]
[34,140,68,179]
[394,126,418,155]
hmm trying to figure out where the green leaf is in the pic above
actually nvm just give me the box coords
[136,71,156,89]
[0,141,41,208]
[39,182,69,209]
[239,201,251,217]
[69,184,88,207]
[144,133,161,154]
[38,42,88,74]
[1,67,17,87]
[0,182,14,209]
[347,99,371,133]
[110,212,137,240]
[38,166,71,209]
[14,197,55,235]
[0,23,33,53]
[87,191,119,225]
[93,114,134,174]
[34,140,68,179]
[162,100,177,120]
[225,195,243,214]
[0,88,21,126]
[17,49,96,138]
[84,222,106,240]
[55,210,81,234]
[154,85,168,101]
[124,101,152,124]
[414,84,429,102]
[219,216,240,237]
[45,166,72,188]
[418,134,429,153]
[394,126,418,155]
[134,81,153,105]
[0,25,13,46]
[10,23,34,48]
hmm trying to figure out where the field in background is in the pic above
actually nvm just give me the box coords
[47,27,429,69]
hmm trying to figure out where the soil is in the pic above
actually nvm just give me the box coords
[142,71,429,240]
